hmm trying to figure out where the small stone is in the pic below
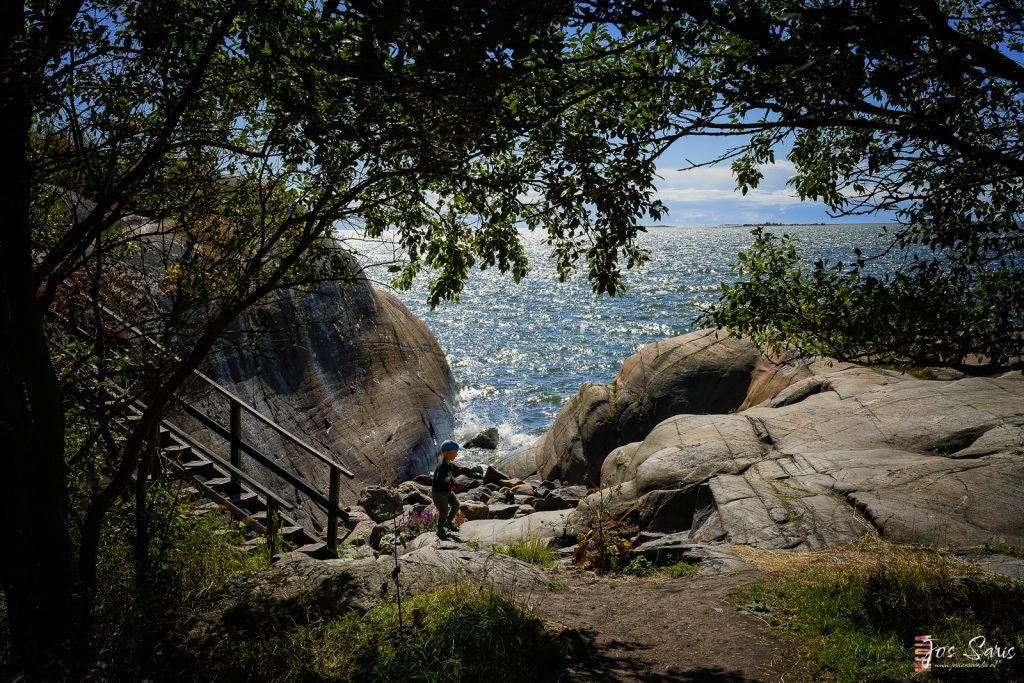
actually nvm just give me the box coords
[465,427,500,450]
[488,503,521,520]
[461,500,489,521]
[483,464,509,486]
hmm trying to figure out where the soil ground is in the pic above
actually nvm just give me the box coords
[526,566,804,683]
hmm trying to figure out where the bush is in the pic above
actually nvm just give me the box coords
[200,584,567,682]
[572,514,636,573]
[620,556,656,577]
[90,487,271,678]
[665,559,699,579]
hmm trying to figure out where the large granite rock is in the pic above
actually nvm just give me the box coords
[174,278,456,529]
[457,510,575,547]
[518,329,810,485]
[570,360,1024,550]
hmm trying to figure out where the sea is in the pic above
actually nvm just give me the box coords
[348,223,898,465]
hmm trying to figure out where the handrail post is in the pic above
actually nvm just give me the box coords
[229,397,242,484]
[327,467,340,551]
[266,500,279,555]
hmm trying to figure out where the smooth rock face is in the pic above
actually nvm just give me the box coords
[571,359,1024,550]
[174,279,456,529]
[524,330,811,485]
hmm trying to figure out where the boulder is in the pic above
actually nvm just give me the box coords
[571,367,1024,550]
[482,464,509,486]
[178,277,456,530]
[629,535,751,575]
[452,462,484,478]
[488,503,522,520]
[495,446,538,480]
[464,426,500,450]
[487,488,515,505]
[454,475,480,491]
[510,483,535,496]
[534,486,587,512]
[396,481,432,506]
[341,519,379,547]
[523,329,812,485]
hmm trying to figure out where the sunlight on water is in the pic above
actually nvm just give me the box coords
[341,223,894,464]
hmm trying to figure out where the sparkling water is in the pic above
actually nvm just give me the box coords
[349,223,896,464]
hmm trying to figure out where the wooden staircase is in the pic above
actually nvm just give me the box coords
[64,302,357,560]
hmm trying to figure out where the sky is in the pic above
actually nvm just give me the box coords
[650,135,893,226]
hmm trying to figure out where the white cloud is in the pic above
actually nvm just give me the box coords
[656,186,805,206]
[652,161,818,220]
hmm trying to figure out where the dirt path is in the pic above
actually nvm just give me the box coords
[526,567,802,683]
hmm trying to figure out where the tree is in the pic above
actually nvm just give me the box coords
[594,0,1024,370]
[2,0,668,673]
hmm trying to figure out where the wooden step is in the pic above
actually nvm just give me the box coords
[236,491,267,512]
[162,444,194,462]
[190,501,224,516]
[179,459,218,478]
[281,525,314,544]
[176,485,201,500]
[295,543,336,560]
[204,477,243,494]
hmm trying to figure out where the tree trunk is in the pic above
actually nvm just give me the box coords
[0,15,83,674]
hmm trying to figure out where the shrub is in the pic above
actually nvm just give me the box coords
[90,487,271,678]
[199,584,567,682]
[572,514,636,573]
[665,559,699,579]
[621,556,656,577]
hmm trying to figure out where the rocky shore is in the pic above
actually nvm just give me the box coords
[322,328,1024,561]
[178,329,1024,676]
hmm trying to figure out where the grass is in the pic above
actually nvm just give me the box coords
[197,584,566,682]
[665,559,699,579]
[980,542,1024,558]
[730,539,1024,682]
[492,538,556,568]
[620,555,700,579]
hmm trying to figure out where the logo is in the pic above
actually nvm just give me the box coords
[914,634,1017,672]
[914,634,933,672]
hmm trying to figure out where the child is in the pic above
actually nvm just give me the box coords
[431,440,463,540]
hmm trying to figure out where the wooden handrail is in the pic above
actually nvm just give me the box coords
[193,370,354,479]
[175,398,351,550]
[91,301,355,481]
[160,419,294,512]
[77,300,358,551]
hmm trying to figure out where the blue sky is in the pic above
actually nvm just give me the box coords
[650,136,892,226]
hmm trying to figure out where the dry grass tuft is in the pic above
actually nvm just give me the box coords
[727,533,983,580]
